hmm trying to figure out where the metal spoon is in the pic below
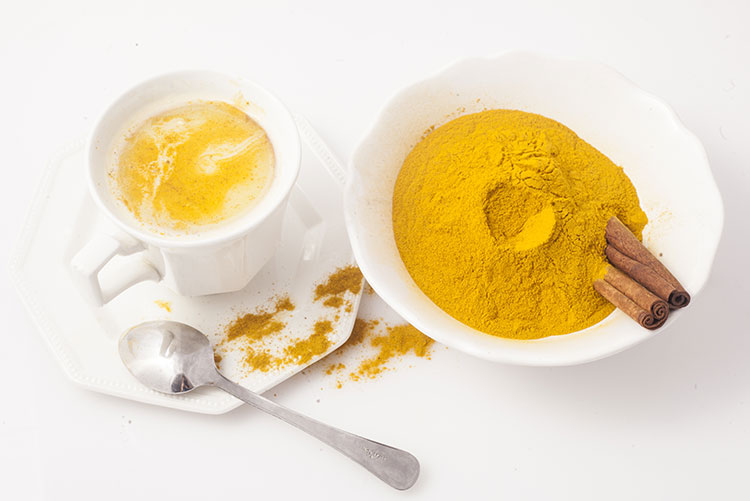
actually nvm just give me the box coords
[119,320,420,490]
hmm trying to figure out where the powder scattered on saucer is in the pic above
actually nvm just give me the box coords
[284,320,333,365]
[216,297,337,374]
[154,300,172,312]
[214,266,365,375]
[215,295,296,373]
[225,296,295,342]
[315,266,363,310]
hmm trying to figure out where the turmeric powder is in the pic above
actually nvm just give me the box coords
[353,324,434,380]
[324,319,434,386]
[314,266,364,302]
[284,320,333,365]
[154,300,171,312]
[216,266,366,374]
[225,295,293,342]
[393,109,647,339]
[218,300,334,373]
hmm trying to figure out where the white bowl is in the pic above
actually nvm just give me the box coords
[344,52,724,366]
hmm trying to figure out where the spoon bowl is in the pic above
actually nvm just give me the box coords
[120,321,217,394]
[118,320,420,490]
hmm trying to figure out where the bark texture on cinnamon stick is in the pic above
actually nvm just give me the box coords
[605,246,675,304]
[593,279,664,330]
[603,266,669,322]
[605,216,690,308]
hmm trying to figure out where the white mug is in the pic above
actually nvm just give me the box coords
[72,71,301,305]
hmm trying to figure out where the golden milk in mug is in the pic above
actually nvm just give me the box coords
[110,100,275,234]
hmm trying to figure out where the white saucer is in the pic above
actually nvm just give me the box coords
[11,115,362,414]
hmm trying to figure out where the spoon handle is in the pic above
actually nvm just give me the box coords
[214,375,419,490]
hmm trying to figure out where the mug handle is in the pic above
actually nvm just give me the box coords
[71,231,161,306]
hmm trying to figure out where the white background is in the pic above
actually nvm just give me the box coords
[1,0,748,499]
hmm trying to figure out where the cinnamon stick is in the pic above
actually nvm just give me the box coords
[605,217,690,308]
[606,246,675,303]
[603,266,669,322]
[593,279,665,330]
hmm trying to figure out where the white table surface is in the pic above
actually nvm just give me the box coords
[1,1,748,499]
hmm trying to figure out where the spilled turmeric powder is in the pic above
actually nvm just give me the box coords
[348,318,377,346]
[154,300,171,312]
[214,296,294,372]
[244,348,279,373]
[353,324,434,380]
[215,266,366,375]
[393,109,648,339]
[225,296,294,342]
[324,318,434,385]
[325,362,345,375]
[217,296,336,373]
[323,296,344,308]
[284,321,333,365]
[315,266,363,304]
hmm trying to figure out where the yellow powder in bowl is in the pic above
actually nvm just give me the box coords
[393,109,647,339]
